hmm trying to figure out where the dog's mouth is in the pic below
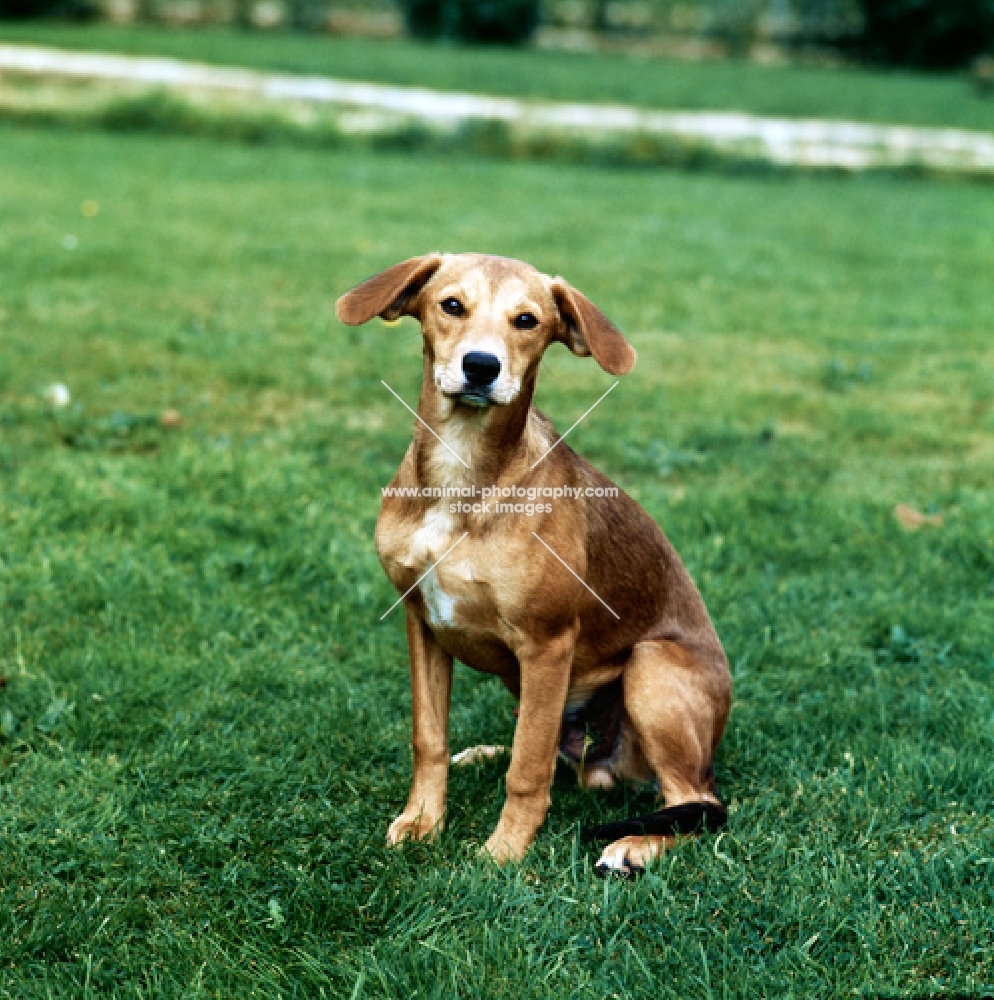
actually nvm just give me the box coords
[451,389,498,408]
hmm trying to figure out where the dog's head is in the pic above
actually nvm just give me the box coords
[336,253,636,409]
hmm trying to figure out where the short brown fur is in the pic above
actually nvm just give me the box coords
[337,253,731,874]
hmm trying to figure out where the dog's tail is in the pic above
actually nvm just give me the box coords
[580,800,727,842]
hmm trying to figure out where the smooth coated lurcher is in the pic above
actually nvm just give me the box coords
[337,253,731,877]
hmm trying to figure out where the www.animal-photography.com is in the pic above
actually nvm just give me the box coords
[1,2,993,997]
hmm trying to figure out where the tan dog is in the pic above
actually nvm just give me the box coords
[337,253,731,876]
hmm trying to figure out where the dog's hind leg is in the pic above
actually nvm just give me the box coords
[592,638,730,878]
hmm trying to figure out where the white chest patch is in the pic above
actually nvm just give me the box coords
[409,507,455,566]
[406,507,461,627]
[420,568,458,628]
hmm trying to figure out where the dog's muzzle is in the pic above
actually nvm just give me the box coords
[458,351,501,406]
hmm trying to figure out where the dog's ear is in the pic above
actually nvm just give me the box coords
[336,254,443,325]
[551,278,636,376]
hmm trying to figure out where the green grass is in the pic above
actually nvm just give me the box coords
[1,122,993,997]
[3,23,994,132]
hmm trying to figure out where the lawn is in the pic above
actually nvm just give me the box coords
[3,23,994,133]
[1,122,993,998]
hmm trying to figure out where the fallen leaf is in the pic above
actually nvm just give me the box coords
[161,409,182,428]
[894,504,943,530]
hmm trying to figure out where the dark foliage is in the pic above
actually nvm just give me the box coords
[400,0,540,45]
[855,0,994,69]
[0,0,93,18]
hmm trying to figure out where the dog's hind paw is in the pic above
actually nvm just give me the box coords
[451,744,507,766]
[595,856,644,880]
[594,835,673,878]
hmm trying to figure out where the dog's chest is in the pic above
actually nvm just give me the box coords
[410,508,467,628]
[419,565,460,629]
[378,505,488,630]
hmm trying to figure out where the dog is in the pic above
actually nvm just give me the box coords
[336,253,731,876]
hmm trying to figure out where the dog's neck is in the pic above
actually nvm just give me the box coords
[413,356,543,489]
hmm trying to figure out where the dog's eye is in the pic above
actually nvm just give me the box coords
[441,297,464,317]
[514,312,539,331]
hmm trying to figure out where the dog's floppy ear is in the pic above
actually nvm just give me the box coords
[551,278,636,376]
[336,254,443,325]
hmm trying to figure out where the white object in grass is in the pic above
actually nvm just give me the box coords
[451,745,507,766]
[45,383,71,408]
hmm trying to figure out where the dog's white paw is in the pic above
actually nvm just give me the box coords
[450,744,507,766]
[594,835,670,879]
[580,766,616,790]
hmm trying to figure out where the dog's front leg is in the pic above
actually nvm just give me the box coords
[387,606,453,845]
[484,628,576,863]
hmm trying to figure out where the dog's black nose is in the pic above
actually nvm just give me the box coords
[462,351,501,386]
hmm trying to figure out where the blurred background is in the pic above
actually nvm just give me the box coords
[2,0,994,71]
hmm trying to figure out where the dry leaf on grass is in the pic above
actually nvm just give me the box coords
[894,504,943,530]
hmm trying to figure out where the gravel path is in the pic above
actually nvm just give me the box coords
[3,42,994,173]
